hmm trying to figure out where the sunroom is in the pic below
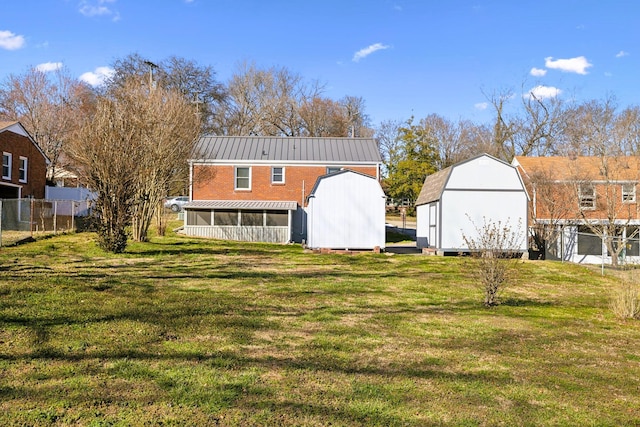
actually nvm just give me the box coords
[182,200,298,243]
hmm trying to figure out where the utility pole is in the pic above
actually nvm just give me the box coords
[143,60,158,91]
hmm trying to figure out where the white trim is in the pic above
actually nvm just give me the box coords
[271,166,285,184]
[192,159,381,168]
[234,166,252,191]
[2,152,11,180]
[622,183,636,203]
[578,184,596,210]
[18,156,27,183]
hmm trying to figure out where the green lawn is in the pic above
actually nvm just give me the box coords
[0,229,639,426]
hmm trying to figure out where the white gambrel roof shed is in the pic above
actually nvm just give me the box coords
[415,154,529,253]
[306,170,386,250]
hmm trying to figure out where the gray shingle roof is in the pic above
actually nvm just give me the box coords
[415,166,452,206]
[191,136,381,163]
[184,200,298,210]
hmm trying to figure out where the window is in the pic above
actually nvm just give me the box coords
[2,152,11,180]
[241,210,263,226]
[271,167,285,184]
[578,184,595,210]
[266,210,288,226]
[625,226,640,257]
[235,167,251,190]
[214,210,238,226]
[326,166,342,174]
[186,210,212,226]
[622,183,636,203]
[577,225,601,255]
[18,157,27,183]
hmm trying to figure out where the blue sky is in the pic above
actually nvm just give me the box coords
[1,0,639,125]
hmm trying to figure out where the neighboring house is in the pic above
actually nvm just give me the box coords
[306,170,386,250]
[513,155,640,264]
[184,136,382,243]
[416,154,528,254]
[0,121,48,199]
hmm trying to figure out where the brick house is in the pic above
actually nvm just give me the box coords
[184,136,382,243]
[513,155,640,264]
[0,121,48,199]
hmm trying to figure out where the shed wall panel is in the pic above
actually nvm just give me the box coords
[307,172,385,249]
[440,190,528,251]
[446,159,523,190]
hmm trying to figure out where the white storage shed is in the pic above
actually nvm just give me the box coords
[415,154,528,253]
[306,170,386,250]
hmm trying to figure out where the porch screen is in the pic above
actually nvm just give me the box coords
[266,210,288,226]
[241,210,264,226]
[214,209,238,226]
[577,225,601,255]
[187,210,212,226]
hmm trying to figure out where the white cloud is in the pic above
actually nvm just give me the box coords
[526,85,561,100]
[0,30,26,50]
[474,102,488,111]
[79,0,120,21]
[80,66,114,86]
[530,67,547,77]
[616,50,629,58]
[36,62,63,72]
[352,43,390,62]
[544,56,592,75]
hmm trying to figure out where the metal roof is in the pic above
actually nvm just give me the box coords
[184,200,298,210]
[191,136,382,163]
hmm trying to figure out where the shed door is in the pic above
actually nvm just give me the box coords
[429,203,437,247]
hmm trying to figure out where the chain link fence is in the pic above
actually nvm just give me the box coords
[0,198,93,247]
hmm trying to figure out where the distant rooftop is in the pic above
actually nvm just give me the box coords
[191,136,382,163]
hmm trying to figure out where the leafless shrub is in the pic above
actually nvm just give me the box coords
[462,217,525,307]
[611,281,640,320]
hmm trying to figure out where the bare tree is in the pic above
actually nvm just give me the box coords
[513,90,566,156]
[299,96,349,137]
[462,216,524,307]
[0,67,95,180]
[518,160,575,259]
[340,95,373,137]
[216,62,323,136]
[569,155,640,267]
[69,78,199,252]
[108,53,224,135]
[375,119,403,177]
[484,88,517,161]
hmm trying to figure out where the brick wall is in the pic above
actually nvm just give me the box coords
[193,164,379,204]
[0,131,48,199]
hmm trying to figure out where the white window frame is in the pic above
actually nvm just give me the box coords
[326,166,342,174]
[2,152,11,180]
[234,166,251,190]
[18,156,28,183]
[622,183,636,203]
[578,184,596,210]
[271,166,285,184]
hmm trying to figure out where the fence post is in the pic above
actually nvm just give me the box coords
[53,200,58,234]
[71,201,75,231]
[0,199,3,248]
[30,198,34,236]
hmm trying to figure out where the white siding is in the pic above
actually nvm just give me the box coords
[307,171,385,249]
[446,157,523,190]
[416,154,529,253]
[440,190,528,251]
[416,201,438,249]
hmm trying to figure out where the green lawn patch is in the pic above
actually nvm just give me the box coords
[0,229,639,425]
